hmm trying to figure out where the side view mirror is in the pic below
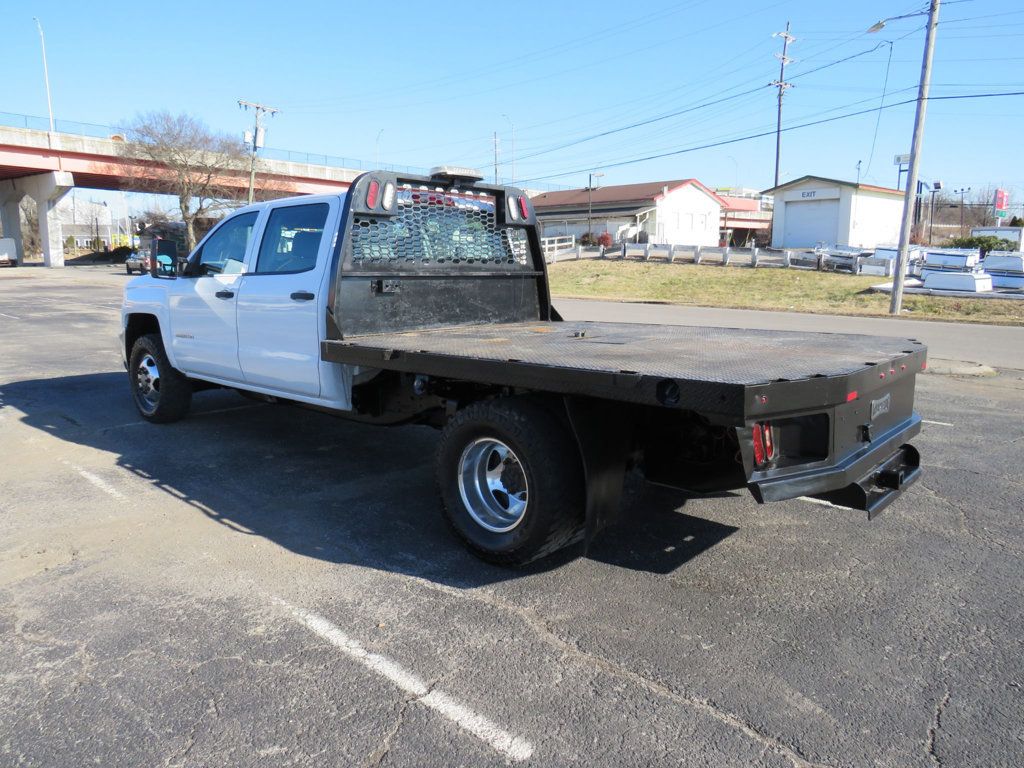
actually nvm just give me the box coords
[150,253,177,279]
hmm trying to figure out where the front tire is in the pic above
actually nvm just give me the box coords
[436,397,585,566]
[129,333,192,423]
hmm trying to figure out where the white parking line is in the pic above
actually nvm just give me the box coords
[922,420,955,427]
[798,496,847,510]
[61,460,127,502]
[279,599,534,762]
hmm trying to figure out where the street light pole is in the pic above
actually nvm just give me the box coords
[375,129,384,169]
[929,188,937,245]
[880,0,941,315]
[33,18,56,135]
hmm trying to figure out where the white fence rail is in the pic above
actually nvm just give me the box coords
[542,240,898,275]
[540,235,576,260]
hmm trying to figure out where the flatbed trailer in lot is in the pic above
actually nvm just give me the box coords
[121,167,924,565]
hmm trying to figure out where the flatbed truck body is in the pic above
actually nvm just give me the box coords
[121,167,924,565]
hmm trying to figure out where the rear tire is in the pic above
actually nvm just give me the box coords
[126,265,132,274]
[129,333,192,423]
[436,397,585,566]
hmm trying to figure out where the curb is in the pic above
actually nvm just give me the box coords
[924,358,998,377]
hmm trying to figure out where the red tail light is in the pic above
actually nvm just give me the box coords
[752,424,765,465]
[752,421,775,467]
[366,179,380,208]
[518,195,530,219]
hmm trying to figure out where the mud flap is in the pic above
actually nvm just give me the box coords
[563,396,635,546]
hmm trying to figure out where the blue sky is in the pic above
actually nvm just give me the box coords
[3,0,1022,208]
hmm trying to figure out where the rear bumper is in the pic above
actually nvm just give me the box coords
[748,413,922,517]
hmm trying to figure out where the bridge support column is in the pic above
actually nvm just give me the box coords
[23,172,74,268]
[0,195,23,262]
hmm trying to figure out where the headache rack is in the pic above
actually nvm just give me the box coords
[326,170,554,340]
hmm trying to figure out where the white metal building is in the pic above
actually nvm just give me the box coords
[764,176,904,250]
[532,179,725,246]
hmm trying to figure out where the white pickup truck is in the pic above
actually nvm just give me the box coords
[121,168,924,565]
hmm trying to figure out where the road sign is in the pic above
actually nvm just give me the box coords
[894,154,910,165]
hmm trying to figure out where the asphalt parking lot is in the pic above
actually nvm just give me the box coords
[1,266,1022,767]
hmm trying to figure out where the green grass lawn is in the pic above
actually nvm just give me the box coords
[547,259,1024,326]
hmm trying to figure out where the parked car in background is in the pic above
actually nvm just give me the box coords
[125,250,150,275]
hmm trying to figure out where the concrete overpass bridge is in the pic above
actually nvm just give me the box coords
[0,120,373,267]
[0,114,568,267]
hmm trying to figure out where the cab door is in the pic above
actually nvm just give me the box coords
[235,200,334,397]
[167,211,259,381]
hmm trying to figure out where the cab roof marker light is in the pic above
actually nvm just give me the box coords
[846,391,858,402]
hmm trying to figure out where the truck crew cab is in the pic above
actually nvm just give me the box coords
[121,167,924,566]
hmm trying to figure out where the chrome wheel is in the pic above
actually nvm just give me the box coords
[135,354,161,412]
[457,438,529,533]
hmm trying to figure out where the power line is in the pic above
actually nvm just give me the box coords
[517,91,1024,184]
[864,41,894,177]
[481,37,909,172]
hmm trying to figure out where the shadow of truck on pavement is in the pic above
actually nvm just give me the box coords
[1,371,737,586]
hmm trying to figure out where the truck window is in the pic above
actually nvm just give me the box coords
[349,188,530,269]
[195,212,258,275]
[254,203,329,274]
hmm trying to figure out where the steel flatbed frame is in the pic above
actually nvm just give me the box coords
[321,320,928,423]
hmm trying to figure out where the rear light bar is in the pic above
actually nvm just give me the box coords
[752,421,776,468]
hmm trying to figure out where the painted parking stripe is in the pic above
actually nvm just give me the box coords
[798,496,847,510]
[60,460,127,502]
[922,420,954,427]
[278,599,534,762]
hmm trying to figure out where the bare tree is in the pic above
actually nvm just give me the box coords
[20,198,40,259]
[122,112,248,251]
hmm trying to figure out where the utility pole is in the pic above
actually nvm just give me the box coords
[587,171,604,240]
[238,100,280,204]
[493,132,499,184]
[771,22,795,189]
[375,129,384,169]
[881,0,940,315]
[502,114,515,185]
[954,187,971,235]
